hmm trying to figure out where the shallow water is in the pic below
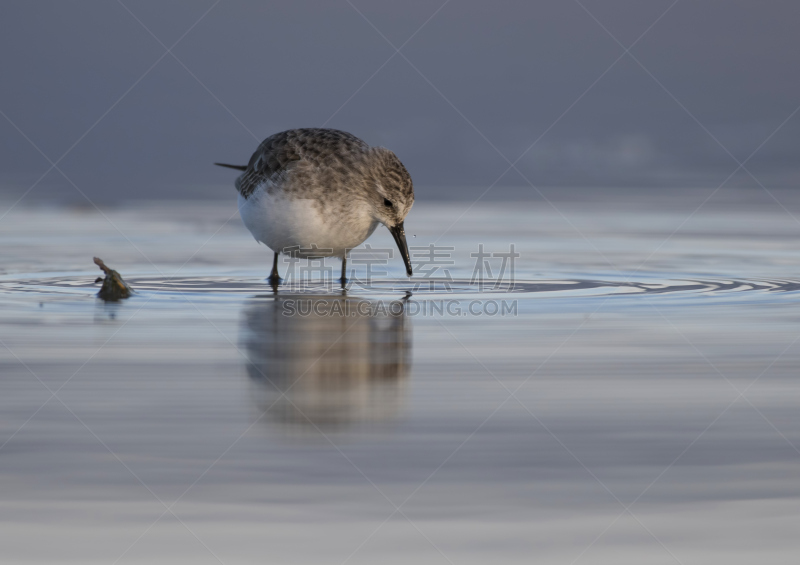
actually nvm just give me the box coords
[2,192,800,564]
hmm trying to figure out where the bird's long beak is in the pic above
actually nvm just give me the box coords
[389,222,413,277]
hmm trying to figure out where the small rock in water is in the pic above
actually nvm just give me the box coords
[93,257,133,301]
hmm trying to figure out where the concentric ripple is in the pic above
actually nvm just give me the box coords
[3,274,800,300]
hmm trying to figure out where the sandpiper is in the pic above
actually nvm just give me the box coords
[216,128,414,285]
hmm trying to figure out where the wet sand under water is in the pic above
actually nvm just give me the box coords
[2,190,800,564]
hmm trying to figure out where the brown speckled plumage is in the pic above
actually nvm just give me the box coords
[234,129,367,198]
[231,129,413,236]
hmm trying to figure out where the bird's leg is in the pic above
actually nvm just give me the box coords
[340,255,347,289]
[268,252,281,285]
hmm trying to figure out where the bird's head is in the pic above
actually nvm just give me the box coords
[367,148,415,277]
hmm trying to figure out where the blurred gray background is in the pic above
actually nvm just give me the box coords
[1,0,798,206]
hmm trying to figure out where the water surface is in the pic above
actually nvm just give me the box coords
[2,192,800,564]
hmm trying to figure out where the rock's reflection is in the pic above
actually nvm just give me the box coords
[241,296,411,431]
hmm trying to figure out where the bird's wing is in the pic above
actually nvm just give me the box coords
[236,129,368,198]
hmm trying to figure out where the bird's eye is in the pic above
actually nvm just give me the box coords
[384,198,393,208]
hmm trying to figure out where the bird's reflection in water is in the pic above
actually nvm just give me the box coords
[241,295,411,432]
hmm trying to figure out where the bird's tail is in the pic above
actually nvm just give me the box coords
[214,163,247,171]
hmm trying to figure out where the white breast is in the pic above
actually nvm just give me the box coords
[238,189,378,258]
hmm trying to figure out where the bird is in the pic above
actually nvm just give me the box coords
[215,128,414,286]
